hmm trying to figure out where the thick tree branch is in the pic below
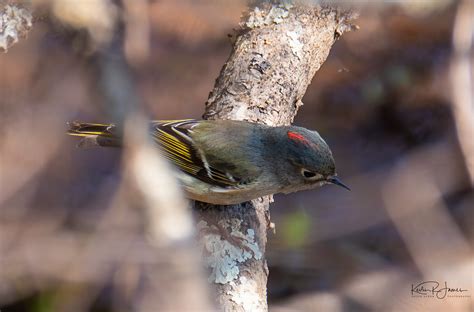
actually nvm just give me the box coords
[196,2,356,311]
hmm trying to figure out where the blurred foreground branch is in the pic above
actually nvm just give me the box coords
[93,8,213,310]
[121,114,213,311]
[196,2,357,311]
[450,0,474,185]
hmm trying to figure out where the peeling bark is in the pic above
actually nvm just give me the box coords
[196,2,356,311]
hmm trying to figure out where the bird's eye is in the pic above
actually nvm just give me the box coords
[302,169,317,178]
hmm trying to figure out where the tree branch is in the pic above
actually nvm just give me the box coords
[196,2,357,311]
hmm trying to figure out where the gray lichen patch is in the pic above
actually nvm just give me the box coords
[227,276,263,312]
[0,4,33,52]
[198,219,263,284]
[286,26,304,58]
[244,2,294,29]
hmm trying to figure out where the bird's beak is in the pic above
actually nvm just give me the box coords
[327,176,351,191]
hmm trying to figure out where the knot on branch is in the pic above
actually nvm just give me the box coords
[334,9,359,39]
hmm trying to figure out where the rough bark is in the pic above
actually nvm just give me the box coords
[0,2,33,52]
[196,2,356,311]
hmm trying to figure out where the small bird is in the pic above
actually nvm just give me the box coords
[68,119,349,205]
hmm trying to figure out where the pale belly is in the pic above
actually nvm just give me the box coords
[176,172,275,205]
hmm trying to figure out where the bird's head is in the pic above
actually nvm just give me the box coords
[270,126,350,193]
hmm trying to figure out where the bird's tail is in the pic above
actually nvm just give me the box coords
[67,122,122,147]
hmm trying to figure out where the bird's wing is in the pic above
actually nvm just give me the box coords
[152,120,241,188]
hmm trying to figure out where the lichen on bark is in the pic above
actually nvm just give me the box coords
[198,219,263,284]
[0,4,32,52]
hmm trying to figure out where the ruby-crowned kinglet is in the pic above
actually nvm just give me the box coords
[68,119,349,204]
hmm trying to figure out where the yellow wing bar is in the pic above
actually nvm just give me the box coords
[152,120,241,188]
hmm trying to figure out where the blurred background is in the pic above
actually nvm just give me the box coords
[1,0,473,311]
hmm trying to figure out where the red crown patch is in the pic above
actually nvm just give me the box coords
[287,131,309,145]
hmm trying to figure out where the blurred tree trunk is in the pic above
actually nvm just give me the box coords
[195,2,356,311]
